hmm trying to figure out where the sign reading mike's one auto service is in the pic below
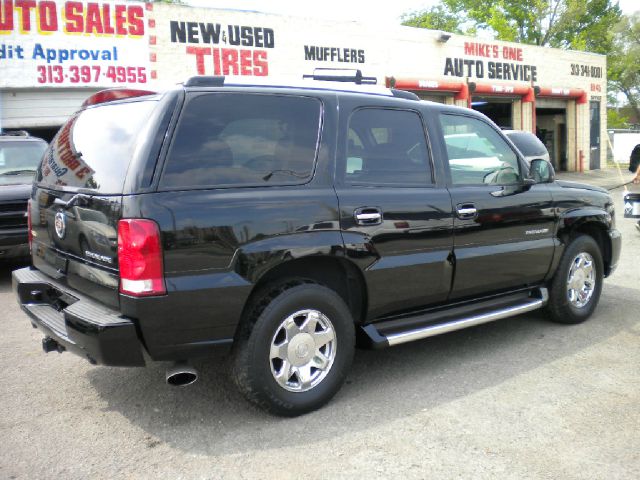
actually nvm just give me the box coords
[0,0,149,88]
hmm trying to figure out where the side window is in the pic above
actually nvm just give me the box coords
[345,108,432,186]
[160,93,321,188]
[440,114,521,185]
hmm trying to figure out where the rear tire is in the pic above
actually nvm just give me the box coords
[547,235,603,324]
[232,281,355,416]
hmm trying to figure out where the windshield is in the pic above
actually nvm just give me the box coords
[0,141,47,177]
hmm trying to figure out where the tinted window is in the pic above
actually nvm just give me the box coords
[440,114,520,185]
[506,131,548,157]
[37,100,157,192]
[345,109,431,186]
[160,93,321,188]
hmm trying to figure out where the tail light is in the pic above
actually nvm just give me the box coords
[117,219,166,297]
[27,200,33,252]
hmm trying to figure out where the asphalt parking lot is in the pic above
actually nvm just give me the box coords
[1,186,639,480]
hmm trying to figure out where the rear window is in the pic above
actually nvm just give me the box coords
[505,131,547,157]
[37,100,157,193]
[160,93,322,189]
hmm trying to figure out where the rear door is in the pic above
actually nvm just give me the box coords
[437,113,556,300]
[31,97,161,308]
[335,98,454,320]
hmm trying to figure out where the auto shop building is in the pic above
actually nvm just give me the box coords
[0,0,607,171]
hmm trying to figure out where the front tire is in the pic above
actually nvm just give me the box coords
[547,235,604,324]
[232,282,355,416]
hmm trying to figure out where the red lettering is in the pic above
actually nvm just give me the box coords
[75,167,92,179]
[64,2,83,33]
[502,46,523,61]
[213,48,220,75]
[0,0,13,31]
[186,46,211,74]
[492,45,499,58]
[38,1,57,32]
[464,42,474,56]
[15,0,36,31]
[240,50,252,76]
[114,4,126,35]
[101,3,114,34]
[221,48,239,75]
[127,5,144,36]
[253,50,268,76]
[85,3,103,34]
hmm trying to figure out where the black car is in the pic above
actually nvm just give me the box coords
[12,74,621,416]
[0,132,47,261]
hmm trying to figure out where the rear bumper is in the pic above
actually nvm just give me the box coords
[12,267,145,366]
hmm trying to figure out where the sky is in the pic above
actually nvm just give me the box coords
[189,0,640,27]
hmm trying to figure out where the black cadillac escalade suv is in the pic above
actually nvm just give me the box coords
[13,74,621,416]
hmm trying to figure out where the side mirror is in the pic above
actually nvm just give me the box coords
[529,159,555,184]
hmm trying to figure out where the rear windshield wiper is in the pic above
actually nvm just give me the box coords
[0,169,37,176]
[262,169,310,181]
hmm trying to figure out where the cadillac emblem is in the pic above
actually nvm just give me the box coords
[54,211,66,239]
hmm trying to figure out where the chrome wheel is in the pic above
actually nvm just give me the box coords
[269,309,337,392]
[566,252,596,308]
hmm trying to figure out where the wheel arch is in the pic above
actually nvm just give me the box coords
[557,215,613,276]
[234,255,368,341]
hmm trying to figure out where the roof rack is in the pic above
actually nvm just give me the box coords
[302,68,377,85]
[184,76,225,87]
[390,89,420,101]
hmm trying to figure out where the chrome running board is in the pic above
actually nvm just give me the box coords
[362,287,548,348]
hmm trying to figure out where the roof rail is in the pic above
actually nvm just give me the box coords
[184,76,225,87]
[303,68,377,85]
[82,88,156,107]
[390,89,420,101]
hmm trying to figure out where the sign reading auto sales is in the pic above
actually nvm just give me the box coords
[0,0,150,88]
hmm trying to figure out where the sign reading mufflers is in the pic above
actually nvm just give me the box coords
[170,20,274,76]
[0,0,150,88]
[444,42,538,82]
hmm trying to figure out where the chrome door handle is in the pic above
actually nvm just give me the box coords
[456,204,477,219]
[354,207,383,226]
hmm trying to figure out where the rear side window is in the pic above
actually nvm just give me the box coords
[344,108,432,186]
[506,131,547,157]
[37,100,157,192]
[160,93,322,188]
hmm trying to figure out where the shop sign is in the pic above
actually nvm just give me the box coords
[0,0,149,87]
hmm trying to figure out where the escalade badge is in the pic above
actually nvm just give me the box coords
[54,211,66,239]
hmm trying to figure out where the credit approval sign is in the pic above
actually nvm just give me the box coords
[0,0,150,88]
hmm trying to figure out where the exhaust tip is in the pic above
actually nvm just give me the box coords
[166,362,198,387]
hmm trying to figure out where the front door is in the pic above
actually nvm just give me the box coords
[437,113,556,300]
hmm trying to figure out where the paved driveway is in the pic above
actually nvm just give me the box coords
[1,187,638,480]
